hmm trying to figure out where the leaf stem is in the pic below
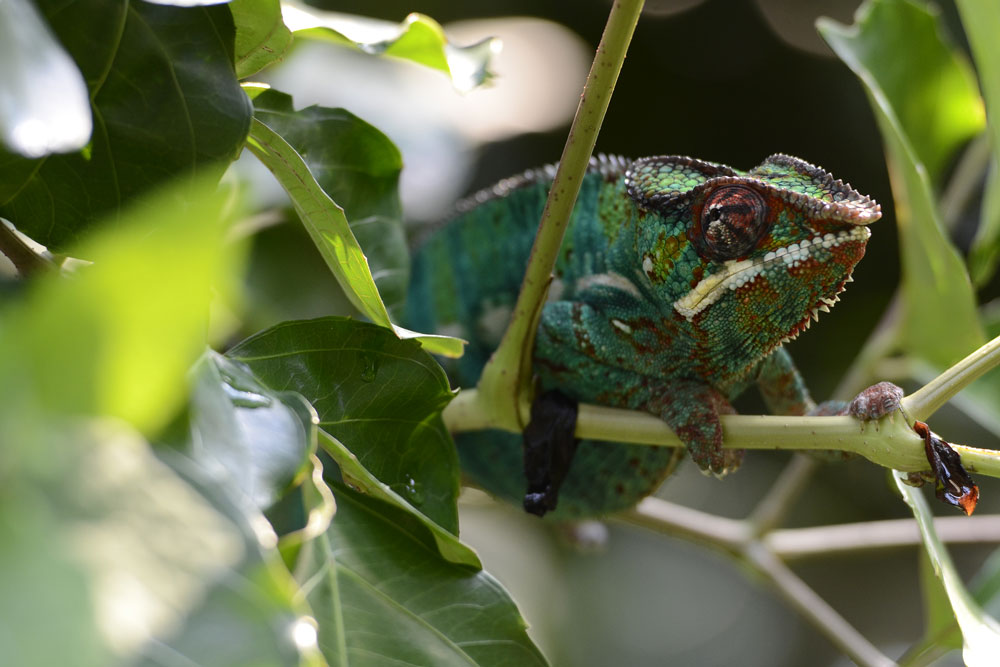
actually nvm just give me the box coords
[903,333,1000,421]
[0,219,54,276]
[475,0,646,430]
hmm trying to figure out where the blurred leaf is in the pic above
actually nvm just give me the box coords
[820,0,983,186]
[144,446,321,667]
[0,0,92,157]
[231,0,293,78]
[957,0,1000,284]
[0,179,245,435]
[253,88,409,318]
[298,480,548,667]
[281,4,497,92]
[244,113,464,357]
[0,0,251,249]
[227,317,462,535]
[188,351,316,511]
[0,491,108,666]
[820,1,986,368]
[893,470,1000,667]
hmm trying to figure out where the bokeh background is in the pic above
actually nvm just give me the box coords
[242,0,1000,663]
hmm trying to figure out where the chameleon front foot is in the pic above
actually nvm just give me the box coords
[522,390,580,517]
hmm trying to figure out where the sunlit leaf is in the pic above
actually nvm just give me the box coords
[244,113,464,357]
[253,88,409,318]
[893,470,1000,666]
[231,0,293,78]
[819,0,986,368]
[297,480,548,666]
[281,3,497,92]
[957,0,1000,284]
[227,317,462,536]
[0,178,245,435]
[0,0,91,158]
[0,0,251,248]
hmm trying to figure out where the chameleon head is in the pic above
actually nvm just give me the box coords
[627,154,881,376]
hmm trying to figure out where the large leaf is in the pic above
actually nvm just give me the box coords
[231,0,293,79]
[823,0,983,186]
[253,88,409,318]
[280,4,497,93]
[243,109,464,357]
[0,0,252,248]
[0,418,314,666]
[819,0,985,368]
[188,351,316,511]
[0,178,245,435]
[0,0,92,157]
[893,471,1000,666]
[957,0,1000,284]
[298,479,548,667]
[227,317,462,535]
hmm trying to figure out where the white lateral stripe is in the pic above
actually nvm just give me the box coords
[672,226,869,320]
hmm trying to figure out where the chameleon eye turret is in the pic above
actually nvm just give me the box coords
[694,184,769,261]
[408,153,885,517]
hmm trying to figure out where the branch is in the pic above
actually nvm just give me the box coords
[444,334,1000,478]
[474,0,646,430]
[0,219,55,276]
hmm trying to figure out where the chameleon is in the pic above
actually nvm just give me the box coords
[406,153,889,519]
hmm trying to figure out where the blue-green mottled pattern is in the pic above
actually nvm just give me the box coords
[406,155,880,518]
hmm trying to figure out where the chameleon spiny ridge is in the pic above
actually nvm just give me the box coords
[406,154,883,519]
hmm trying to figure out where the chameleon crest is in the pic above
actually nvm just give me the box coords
[407,154,881,518]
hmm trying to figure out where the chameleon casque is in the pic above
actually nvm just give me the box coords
[406,153,886,519]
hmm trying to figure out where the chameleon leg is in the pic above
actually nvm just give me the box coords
[522,390,580,517]
[646,379,742,476]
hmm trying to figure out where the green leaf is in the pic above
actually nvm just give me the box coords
[0,490,108,666]
[0,0,92,157]
[253,88,409,318]
[819,0,986,368]
[188,351,316,511]
[0,0,252,249]
[893,471,1000,666]
[298,480,548,667]
[0,178,246,435]
[244,112,464,357]
[0,418,312,666]
[957,0,1000,284]
[281,6,497,92]
[231,0,293,79]
[227,317,462,536]
[821,0,984,186]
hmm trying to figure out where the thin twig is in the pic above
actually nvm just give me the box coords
[747,454,818,536]
[769,515,1000,560]
[744,543,897,667]
[0,219,54,276]
[475,0,646,430]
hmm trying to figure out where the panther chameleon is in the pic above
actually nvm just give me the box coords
[406,153,899,519]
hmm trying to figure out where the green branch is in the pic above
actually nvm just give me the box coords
[473,0,646,430]
[444,334,1000,478]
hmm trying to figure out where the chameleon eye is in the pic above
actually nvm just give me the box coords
[697,185,768,261]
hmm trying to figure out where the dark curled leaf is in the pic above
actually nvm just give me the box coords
[522,389,579,517]
[914,420,979,515]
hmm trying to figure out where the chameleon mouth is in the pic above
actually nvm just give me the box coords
[672,225,870,321]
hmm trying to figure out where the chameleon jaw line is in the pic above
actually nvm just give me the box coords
[672,226,870,321]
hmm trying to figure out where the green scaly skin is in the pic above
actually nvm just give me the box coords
[407,154,882,518]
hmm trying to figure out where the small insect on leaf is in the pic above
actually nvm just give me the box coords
[913,420,979,515]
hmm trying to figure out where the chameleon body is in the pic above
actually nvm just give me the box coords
[406,154,881,518]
